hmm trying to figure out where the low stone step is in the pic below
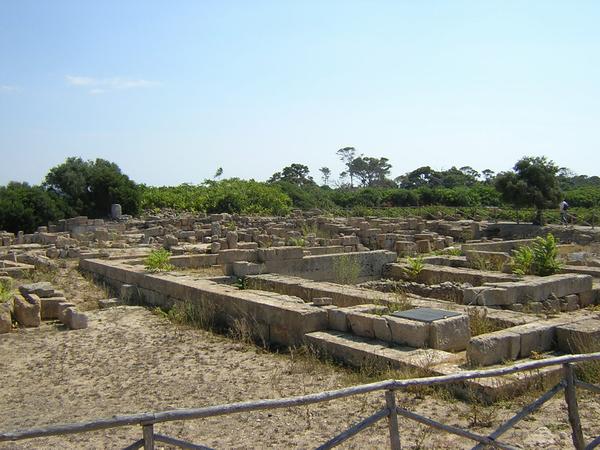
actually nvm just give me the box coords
[304,330,460,374]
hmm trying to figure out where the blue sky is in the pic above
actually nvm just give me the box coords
[1,1,599,186]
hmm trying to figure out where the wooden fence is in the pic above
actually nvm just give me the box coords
[1,352,599,450]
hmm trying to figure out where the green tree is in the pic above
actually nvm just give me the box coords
[319,167,331,186]
[348,156,392,187]
[495,156,562,224]
[336,147,356,187]
[0,182,67,233]
[44,157,141,218]
[268,163,315,186]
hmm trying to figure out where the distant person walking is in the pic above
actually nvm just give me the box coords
[559,200,569,225]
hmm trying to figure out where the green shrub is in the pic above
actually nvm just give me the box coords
[404,256,425,280]
[0,278,14,303]
[511,234,561,276]
[0,182,68,233]
[144,249,174,272]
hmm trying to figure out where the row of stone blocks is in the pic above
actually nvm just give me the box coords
[323,303,470,352]
[467,317,600,366]
[463,273,594,306]
[0,280,88,333]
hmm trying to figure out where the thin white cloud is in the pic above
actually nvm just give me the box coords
[65,75,160,94]
[0,85,19,93]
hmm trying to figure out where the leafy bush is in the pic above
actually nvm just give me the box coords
[0,278,14,303]
[511,234,561,276]
[0,182,68,233]
[144,249,174,272]
[405,256,425,280]
[45,157,141,217]
[141,179,292,216]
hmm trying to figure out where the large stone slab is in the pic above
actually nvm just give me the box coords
[387,316,430,348]
[556,319,600,353]
[467,330,520,366]
[429,315,470,352]
[13,294,41,327]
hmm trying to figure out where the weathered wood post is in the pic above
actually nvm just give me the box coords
[385,390,401,450]
[142,423,155,450]
[564,363,585,450]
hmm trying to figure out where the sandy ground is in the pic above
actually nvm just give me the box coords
[1,304,599,450]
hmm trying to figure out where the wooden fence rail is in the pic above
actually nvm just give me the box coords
[1,352,600,449]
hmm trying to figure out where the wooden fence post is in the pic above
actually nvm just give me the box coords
[143,424,155,450]
[564,363,585,450]
[385,390,401,450]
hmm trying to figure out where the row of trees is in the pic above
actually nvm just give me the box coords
[1,153,598,233]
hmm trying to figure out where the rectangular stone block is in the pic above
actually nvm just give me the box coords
[429,315,470,352]
[556,319,600,353]
[40,297,68,320]
[372,316,391,342]
[347,312,375,339]
[467,330,520,366]
[509,322,556,357]
[387,316,430,348]
[327,308,348,332]
[216,249,257,265]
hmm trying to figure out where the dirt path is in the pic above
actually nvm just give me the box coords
[1,306,598,449]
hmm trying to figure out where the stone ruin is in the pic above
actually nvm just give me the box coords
[2,212,600,400]
[0,279,88,332]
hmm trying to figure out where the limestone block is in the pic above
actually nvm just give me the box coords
[578,290,594,307]
[509,323,556,357]
[163,234,178,248]
[57,302,76,322]
[217,249,257,265]
[387,316,430,348]
[467,330,520,366]
[395,241,416,256]
[0,300,13,333]
[226,231,238,249]
[19,282,54,298]
[40,296,67,320]
[232,262,265,277]
[257,246,305,262]
[144,226,164,238]
[561,294,579,312]
[238,242,259,250]
[327,308,348,332]
[347,312,375,339]
[13,294,41,327]
[46,247,60,259]
[372,316,391,342]
[415,240,432,253]
[63,307,89,330]
[211,222,222,237]
[429,315,470,352]
[210,242,221,254]
[556,319,600,353]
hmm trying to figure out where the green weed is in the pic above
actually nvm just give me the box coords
[511,233,562,276]
[333,254,361,284]
[144,248,174,272]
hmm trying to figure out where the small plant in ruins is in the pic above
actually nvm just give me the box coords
[144,248,174,272]
[511,233,561,277]
[404,256,424,280]
[467,307,501,336]
[287,236,306,247]
[333,254,361,284]
[0,277,14,303]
